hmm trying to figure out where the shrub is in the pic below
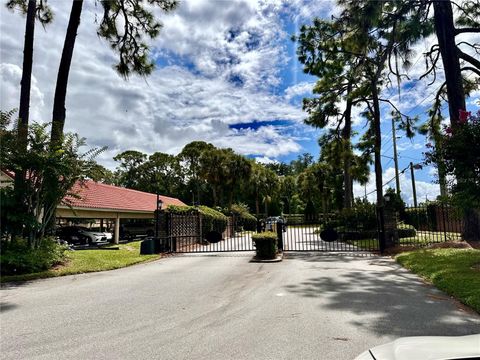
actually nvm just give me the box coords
[1,237,67,275]
[397,224,417,238]
[167,205,228,239]
[337,201,377,230]
[228,204,257,231]
[252,232,277,259]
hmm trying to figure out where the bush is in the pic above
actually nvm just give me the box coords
[337,201,377,230]
[228,204,257,231]
[397,224,417,238]
[167,205,228,239]
[1,237,67,275]
[252,232,277,259]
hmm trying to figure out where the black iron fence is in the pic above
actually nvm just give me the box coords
[164,213,255,253]
[398,204,464,246]
[156,204,471,254]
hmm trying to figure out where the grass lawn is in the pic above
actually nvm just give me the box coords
[1,241,160,283]
[348,231,463,250]
[396,248,480,313]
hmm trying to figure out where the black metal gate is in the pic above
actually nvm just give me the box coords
[164,213,256,253]
[162,205,462,254]
[279,215,380,253]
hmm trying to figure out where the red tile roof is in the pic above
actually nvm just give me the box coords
[63,180,186,212]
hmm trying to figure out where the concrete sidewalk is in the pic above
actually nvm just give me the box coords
[1,252,479,359]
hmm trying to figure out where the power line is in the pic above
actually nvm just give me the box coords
[363,164,413,198]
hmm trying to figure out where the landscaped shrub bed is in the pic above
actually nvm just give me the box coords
[167,205,228,239]
[1,237,67,275]
[252,231,277,259]
[228,204,257,231]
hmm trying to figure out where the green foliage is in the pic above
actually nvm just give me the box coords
[1,113,106,246]
[425,111,480,210]
[228,203,257,231]
[167,205,228,237]
[98,0,178,77]
[397,225,417,238]
[337,201,377,230]
[6,0,54,24]
[1,240,160,282]
[113,150,147,189]
[252,231,278,259]
[1,237,67,275]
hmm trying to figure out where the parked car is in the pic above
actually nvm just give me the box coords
[265,216,287,232]
[56,226,108,245]
[89,227,113,241]
[120,222,155,239]
[355,334,480,360]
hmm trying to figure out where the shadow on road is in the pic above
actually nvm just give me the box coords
[284,253,480,337]
[0,302,19,313]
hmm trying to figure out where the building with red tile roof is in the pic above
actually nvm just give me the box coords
[63,180,185,212]
[1,170,186,243]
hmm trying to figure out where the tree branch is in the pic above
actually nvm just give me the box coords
[461,66,480,77]
[458,49,480,70]
[455,27,480,35]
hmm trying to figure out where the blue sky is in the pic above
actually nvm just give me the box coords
[1,0,478,204]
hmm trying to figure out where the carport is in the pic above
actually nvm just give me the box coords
[57,180,186,243]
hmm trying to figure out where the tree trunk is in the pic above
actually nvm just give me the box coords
[342,90,353,209]
[432,0,466,129]
[255,194,260,217]
[463,208,480,242]
[433,1,480,236]
[372,84,383,207]
[13,0,36,242]
[212,186,218,207]
[50,0,83,147]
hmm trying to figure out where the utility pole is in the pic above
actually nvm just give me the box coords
[392,118,400,195]
[410,162,418,207]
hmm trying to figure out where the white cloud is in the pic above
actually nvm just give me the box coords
[284,81,314,100]
[0,0,312,170]
[255,156,278,164]
[353,166,440,205]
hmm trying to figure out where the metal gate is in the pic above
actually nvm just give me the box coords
[279,215,380,253]
[164,213,256,253]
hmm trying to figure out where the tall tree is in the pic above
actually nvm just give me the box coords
[179,141,215,205]
[50,0,83,148]
[50,0,178,147]
[6,0,53,237]
[113,150,147,189]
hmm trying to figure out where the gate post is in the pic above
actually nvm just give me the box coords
[383,195,398,250]
[377,205,386,254]
[276,220,284,252]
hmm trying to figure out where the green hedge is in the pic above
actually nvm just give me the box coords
[339,226,417,241]
[220,204,257,231]
[1,238,67,275]
[167,205,228,238]
[252,232,277,259]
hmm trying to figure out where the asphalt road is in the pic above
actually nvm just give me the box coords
[1,252,479,360]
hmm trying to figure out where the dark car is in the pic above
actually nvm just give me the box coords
[57,226,107,245]
[120,222,155,240]
[264,216,287,232]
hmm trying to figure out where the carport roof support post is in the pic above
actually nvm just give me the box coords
[114,213,120,244]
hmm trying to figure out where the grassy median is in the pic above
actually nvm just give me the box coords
[1,241,160,283]
[396,248,480,313]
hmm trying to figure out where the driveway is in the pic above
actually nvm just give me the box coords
[1,253,479,360]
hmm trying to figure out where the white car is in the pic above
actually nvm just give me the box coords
[90,227,113,241]
[355,334,480,360]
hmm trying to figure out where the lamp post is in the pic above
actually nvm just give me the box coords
[156,195,163,238]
